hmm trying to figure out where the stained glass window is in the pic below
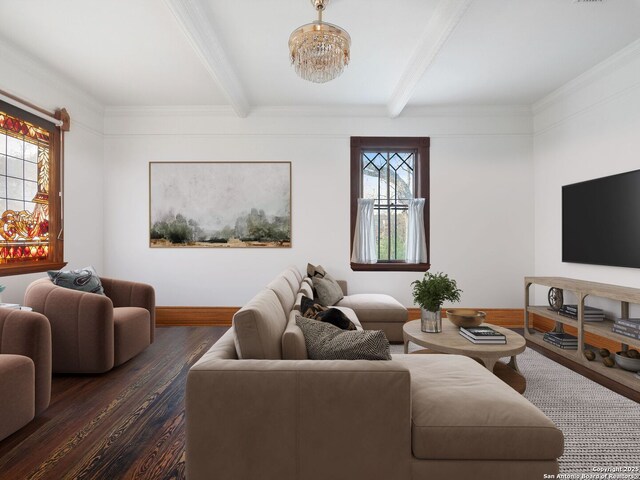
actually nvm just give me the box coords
[0,100,63,273]
[350,137,430,271]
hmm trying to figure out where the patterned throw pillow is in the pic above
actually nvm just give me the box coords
[300,295,356,331]
[296,316,391,360]
[311,274,344,306]
[306,263,326,278]
[47,266,105,295]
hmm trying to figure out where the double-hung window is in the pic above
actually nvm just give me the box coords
[350,137,430,271]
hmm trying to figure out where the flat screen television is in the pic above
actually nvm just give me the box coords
[563,169,640,269]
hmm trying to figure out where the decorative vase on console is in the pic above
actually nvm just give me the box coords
[411,272,462,333]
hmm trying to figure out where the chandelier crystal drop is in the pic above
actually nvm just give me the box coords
[289,0,351,83]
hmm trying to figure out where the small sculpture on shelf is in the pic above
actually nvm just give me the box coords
[584,350,595,361]
[547,287,563,312]
[599,348,615,367]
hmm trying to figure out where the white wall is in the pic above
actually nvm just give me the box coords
[0,43,105,303]
[532,41,640,312]
[103,108,534,308]
[3,35,638,314]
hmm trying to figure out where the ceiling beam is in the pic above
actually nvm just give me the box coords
[387,0,473,118]
[163,0,250,117]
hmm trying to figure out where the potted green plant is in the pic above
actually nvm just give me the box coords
[411,272,462,333]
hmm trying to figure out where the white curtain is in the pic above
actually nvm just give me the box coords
[405,198,427,263]
[351,198,378,264]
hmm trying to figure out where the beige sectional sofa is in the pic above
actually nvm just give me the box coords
[186,266,564,480]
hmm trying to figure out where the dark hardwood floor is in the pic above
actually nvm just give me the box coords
[0,326,226,480]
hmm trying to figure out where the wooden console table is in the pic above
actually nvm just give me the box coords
[525,277,640,393]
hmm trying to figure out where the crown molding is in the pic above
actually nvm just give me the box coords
[0,37,104,127]
[104,105,237,118]
[163,0,250,118]
[532,37,640,116]
[104,104,388,119]
[402,104,532,117]
[103,103,532,120]
[250,105,389,118]
[387,0,473,118]
[105,105,386,119]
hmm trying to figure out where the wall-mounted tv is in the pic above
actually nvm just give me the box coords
[563,169,640,269]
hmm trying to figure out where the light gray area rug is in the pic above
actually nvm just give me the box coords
[390,345,640,473]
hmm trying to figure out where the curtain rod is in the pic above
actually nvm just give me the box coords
[0,89,64,127]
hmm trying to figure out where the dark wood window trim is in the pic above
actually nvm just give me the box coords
[0,97,67,276]
[350,136,430,272]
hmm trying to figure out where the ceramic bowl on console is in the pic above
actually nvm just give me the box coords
[446,309,486,328]
[614,351,640,371]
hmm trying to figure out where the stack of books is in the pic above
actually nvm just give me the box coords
[557,305,605,322]
[612,318,640,340]
[543,331,578,349]
[459,326,506,344]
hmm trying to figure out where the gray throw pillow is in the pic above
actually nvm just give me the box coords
[296,316,391,360]
[47,266,105,295]
[312,273,344,306]
[306,263,326,278]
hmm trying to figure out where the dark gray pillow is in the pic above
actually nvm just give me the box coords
[300,295,356,330]
[296,316,391,360]
[312,273,344,306]
[47,266,105,295]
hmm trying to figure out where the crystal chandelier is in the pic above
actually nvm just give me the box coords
[289,0,351,83]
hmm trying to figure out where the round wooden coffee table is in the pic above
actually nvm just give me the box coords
[402,319,527,393]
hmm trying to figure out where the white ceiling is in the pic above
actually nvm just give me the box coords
[0,0,229,105]
[410,0,640,106]
[1,0,639,116]
[201,0,441,107]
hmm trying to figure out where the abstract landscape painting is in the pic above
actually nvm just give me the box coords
[149,162,291,248]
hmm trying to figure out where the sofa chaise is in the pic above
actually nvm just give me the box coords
[186,266,564,480]
[333,279,408,342]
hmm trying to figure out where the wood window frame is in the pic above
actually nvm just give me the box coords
[0,99,67,276]
[350,136,430,272]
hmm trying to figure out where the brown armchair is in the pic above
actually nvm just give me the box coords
[0,308,51,441]
[24,277,155,374]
